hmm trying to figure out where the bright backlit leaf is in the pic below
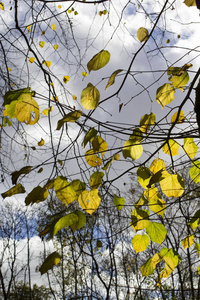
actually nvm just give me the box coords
[82,71,87,77]
[82,127,98,148]
[141,258,154,276]
[11,166,32,184]
[113,195,125,210]
[26,25,32,32]
[140,113,156,133]
[160,248,181,278]
[39,41,45,48]
[181,235,194,249]
[89,171,104,189]
[91,135,107,157]
[190,161,200,183]
[156,83,175,108]
[39,252,60,275]
[0,2,4,10]
[171,110,185,124]
[189,210,200,230]
[195,242,200,256]
[56,110,82,130]
[105,69,123,90]
[81,83,100,110]
[137,27,149,42]
[169,71,189,91]
[144,187,165,216]
[131,208,149,232]
[78,189,101,214]
[134,194,148,209]
[38,138,45,146]
[87,50,110,73]
[1,184,26,199]
[63,76,70,83]
[25,186,49,205]
[137,166,152,189]
[146,222,167,244]
[152,253,162,269]
[183,138,198,160]
[85,149,102,167]
[50,213,79,237]
[129,128,143,144]
[149,158,165,174]
[54,176,77,207]
[43,61,51,68]
[160,172,184,198]
[132,234,149,253]
[29,57,35,63]
[122,140,143,160]
[51,23,56,30]
[42,106,54,116]
[162,139,179,156]
[54,44,58,50]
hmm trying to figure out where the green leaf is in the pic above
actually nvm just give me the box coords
[89,171,104,189]
[54,176,77,207]
[11,166,32,184]
[87,50,110,73]
[189,209,200,230]
[137,166,152,189]
[39,252,61,275]
[81,83,100,110]
[25,186,49,205]
[195,242,200,256]
[132,234,149,253]
[141,258,154,276]
[78,189,101,215]
[181,235,194,249]
[131,208,149,232]
[113,194,125,210]
[82,127,98,148]
[70,210,86,232]
[146,222,167,244]
[190,160,200,183]
[156,83,175,108]
[137,27,149,42]
[56,110,82,130]
[140,113,156,133]
[183,138,198,160]
[168,69,189,91]
[105,69,123,90]
[1,184,26,199]
[144,187,166,217]
[122,140,143,160]
[50,213,79,237]
[70,179,86,197]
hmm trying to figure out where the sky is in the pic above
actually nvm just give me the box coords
[1,0,200,294]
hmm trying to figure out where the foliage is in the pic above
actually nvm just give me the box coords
[1,0,200,297]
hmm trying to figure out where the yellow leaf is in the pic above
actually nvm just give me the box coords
[54,176,77,206]
[137,166,152,189]
[78,189,101,215]
[74,11,78,15]
[162,139,179,156]
[43,61,51,68]
[156,83,175,108]
[1,184,26,199]
[105,69,123,90]
[26,25,32,32]
[152,253,162,269]
[137,27,149,42]
[73,95,77,100]
[89,171,104,189]
[198,266,200,275]
[51,23,56,31]
[58,5,62,8]
[39,252,60,275]
[150,158,165,174]
[81,83,100,110]
[183,138,198,160]
[63,76,70,83]
[85,149,102,167]
[160,171,184,198]
[54,44,59,50]
[184,0,196,7]
[122,140,143,161]
[38,138,45,146]
[181,235,194,249]
[56,110,82,130]
[91,135,107,157]
[82,71,87,77]
[132,234,149,253]
[42,106,54,116]
[39,41,45,48]
[131,208,149,232]
[87,50,110,73]
[41,31,45,35]
[29,57,35,63]
[8,68,11,72]
[140,113,156,133]
[15,97,39,125]
[171,110,185,124]
[0,2,4,10]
